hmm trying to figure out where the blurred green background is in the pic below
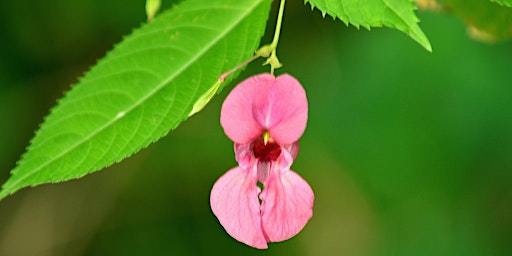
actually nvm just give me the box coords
[1,0,511,255]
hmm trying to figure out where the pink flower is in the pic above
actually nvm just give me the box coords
[210,73,314,249]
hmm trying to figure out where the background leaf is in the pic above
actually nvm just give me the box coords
[0,0,271,200]
[491,0,512,7]
[438,0,512,42]
[304,0,432,51]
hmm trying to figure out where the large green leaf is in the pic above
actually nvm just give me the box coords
[305,0,432,51]
[0,0,271,200]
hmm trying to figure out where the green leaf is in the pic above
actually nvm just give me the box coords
[442,0,512,42]
[491,0,512,7]
[305,0,432,51]
[0,0,271,200]
[146,0,162,22]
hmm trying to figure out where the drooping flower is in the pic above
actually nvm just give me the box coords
[210,73,314,249]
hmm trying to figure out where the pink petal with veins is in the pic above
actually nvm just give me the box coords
[210,166,268,249]
[220,74,274,144]
[252,74,308,145]
[259,169,314,242]
[220,74,308,145]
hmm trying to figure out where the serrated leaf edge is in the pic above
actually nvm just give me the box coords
[304,0,432,51]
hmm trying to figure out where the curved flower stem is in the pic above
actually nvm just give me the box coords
[256,0,286,74]
[189,54,260,117]
[219,54,260,82]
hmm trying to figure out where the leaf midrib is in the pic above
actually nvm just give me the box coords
[1,0,264,195]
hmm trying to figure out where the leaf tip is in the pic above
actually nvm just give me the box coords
[412,29,433,52]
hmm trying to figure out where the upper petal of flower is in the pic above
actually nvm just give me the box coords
[221,74,308,145]
[259,169,314,242]
[210,166,268,249]
[220,74,275,144]
[252,74,308,145]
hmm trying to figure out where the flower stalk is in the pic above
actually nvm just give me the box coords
[256,0,286,74]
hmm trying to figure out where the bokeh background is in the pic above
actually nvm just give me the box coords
[1,0,511,255]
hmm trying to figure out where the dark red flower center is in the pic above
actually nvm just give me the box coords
[252,139,281,162]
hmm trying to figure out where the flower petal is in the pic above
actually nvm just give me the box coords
[210,166,268,249]
[252,74,308,145]
[259,169,314,242]
[234,143,254,169]
[220,74,275,144]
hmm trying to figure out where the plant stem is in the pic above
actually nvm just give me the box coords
[271,0,285,49]
[219,54,260,82]
[269,0,285,74]
[255,0,286,74]
[220,0,288,79]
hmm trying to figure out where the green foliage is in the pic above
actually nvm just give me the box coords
[304,0,432,51]
[491,0,512,7]
[440,0,512,41]
[0,0,271,200]
[1,0,512,255]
